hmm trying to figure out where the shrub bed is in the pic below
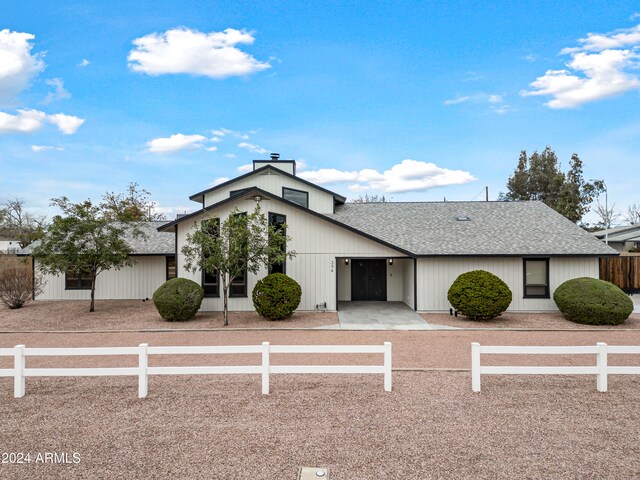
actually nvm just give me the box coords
[152,278,204,321]
[553,277,633,325]
[447,270,512,320]
[252,273,302,320]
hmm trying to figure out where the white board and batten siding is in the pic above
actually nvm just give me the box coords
[37,256,167,300]
[177,197,405,311]
[416,256,599,312]
[202,170,336,214]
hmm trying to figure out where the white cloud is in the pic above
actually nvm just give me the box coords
[78,59,90,67]
[44,78,71,104]
[210,136,222,142]
[205,146,218,152]
[238,142,268,154]
[522,54,538,62]
[211,177,229,186]
[32,145,64,152]
[237,163,252,173]
[128,27,271,79]
[212,127,250,139]
[146,133,206,154]
[47,113,85,134]
[631,13,640,20]
[225,153,236,159]
[487,94,503,104]
[299,159,476,193]
[0,109,85,134]
[0,29,46,106]
[444,95,471,105]
[0,109,46,133]
[523,23,640,108]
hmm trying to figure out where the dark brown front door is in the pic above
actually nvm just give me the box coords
[351,259,387,301]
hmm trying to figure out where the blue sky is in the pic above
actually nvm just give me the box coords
[1,0,639,224]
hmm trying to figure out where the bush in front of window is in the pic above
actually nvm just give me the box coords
[447,270,512,320]
[152,278,204,321]
[252,273,302,320]
[553,277,633,325]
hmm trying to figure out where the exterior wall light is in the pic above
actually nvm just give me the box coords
[388,258,393,265]
[344,258,349,265]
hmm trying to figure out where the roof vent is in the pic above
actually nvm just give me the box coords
[456,215,471,221]
[270,153,280,160]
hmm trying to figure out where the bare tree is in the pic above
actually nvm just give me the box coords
[626,203,640,225]
[592,199,620,230]
[0,198,47,248]
[0,268,45,309]
[351,194,391,203]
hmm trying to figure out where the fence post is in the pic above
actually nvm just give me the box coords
[262,342,270,395]
[384,342,392,392]
[138,343,148,398]
[14,345,25,398]
[596,342,607,393]
[471,342,481,392]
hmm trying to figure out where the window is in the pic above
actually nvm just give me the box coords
[229,188,251,198]
[65,268,92,290]
[230,272,246,297]
[523,258,549,298]
[268,212,286,274]
[282,187,308,208]
[166,256,176,280]
[201,218,220,297]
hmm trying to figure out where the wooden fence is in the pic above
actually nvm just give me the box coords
[599,256,640,290]
[0,342,392,398]
[471,342,640,392]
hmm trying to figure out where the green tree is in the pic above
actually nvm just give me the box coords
[500,147,603,223]
[32,196,144,312]
[181,204,295,326]
[102,182,166,221]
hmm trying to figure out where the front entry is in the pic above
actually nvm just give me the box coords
[351,259,387,301]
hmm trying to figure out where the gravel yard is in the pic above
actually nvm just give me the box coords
[1,371,639,480]
[423,311,640,330]
[0,300,338,331]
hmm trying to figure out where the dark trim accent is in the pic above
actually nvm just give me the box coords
[268,211,287,274]
[159,187,415,257]
[282,186,309,209]
[523,257,550,298]
[335,256,339,311]
[129,253,175,257]
[202,270,220,297]
[253,160,297,175]
[174,226,178,277]
[31,255,35,300]
[413,257,417,311]
[416,253,613,258]
[188,164,346,204]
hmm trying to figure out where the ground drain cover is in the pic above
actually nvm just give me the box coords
[298,467,330,479]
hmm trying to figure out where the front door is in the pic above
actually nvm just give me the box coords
[351,259,387,301]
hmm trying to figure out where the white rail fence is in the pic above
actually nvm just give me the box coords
[471,342,640,392]
[0,342,392,398]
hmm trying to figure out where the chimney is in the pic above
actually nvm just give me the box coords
[270,153,280,161]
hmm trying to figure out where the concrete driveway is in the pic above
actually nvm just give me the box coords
[327,301,456,330]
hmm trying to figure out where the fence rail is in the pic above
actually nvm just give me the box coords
[0,342,392,398]
[471,342,640,392]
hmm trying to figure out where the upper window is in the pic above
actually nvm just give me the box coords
[523,258,549,298]
[269,212,286,274]
[282,187,308,208]
[66,268,92,290]
[230,188,251,198]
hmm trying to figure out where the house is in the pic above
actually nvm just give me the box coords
[593,225,640,253]
[0,237,21,254]
[153,154,617,313]
[25,154,617,312]
[21,221,175,300]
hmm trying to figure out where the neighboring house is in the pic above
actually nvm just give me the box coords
[20,221,175,300]
[153,154,617,313]
[593,225,640,253]
[0,238,22,254]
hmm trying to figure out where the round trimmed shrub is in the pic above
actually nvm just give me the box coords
[447,270,512,321]
[553,277,633,325]
[252,273,302,320]
[152,278,204,321]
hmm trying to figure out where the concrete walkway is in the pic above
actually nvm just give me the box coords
[317,301,457,330]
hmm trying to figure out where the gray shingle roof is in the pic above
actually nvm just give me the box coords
[18,221,174,256]
[324,201,618,256]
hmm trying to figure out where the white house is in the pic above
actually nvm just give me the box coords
[28,154,618,312]
[0,238,21,254]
